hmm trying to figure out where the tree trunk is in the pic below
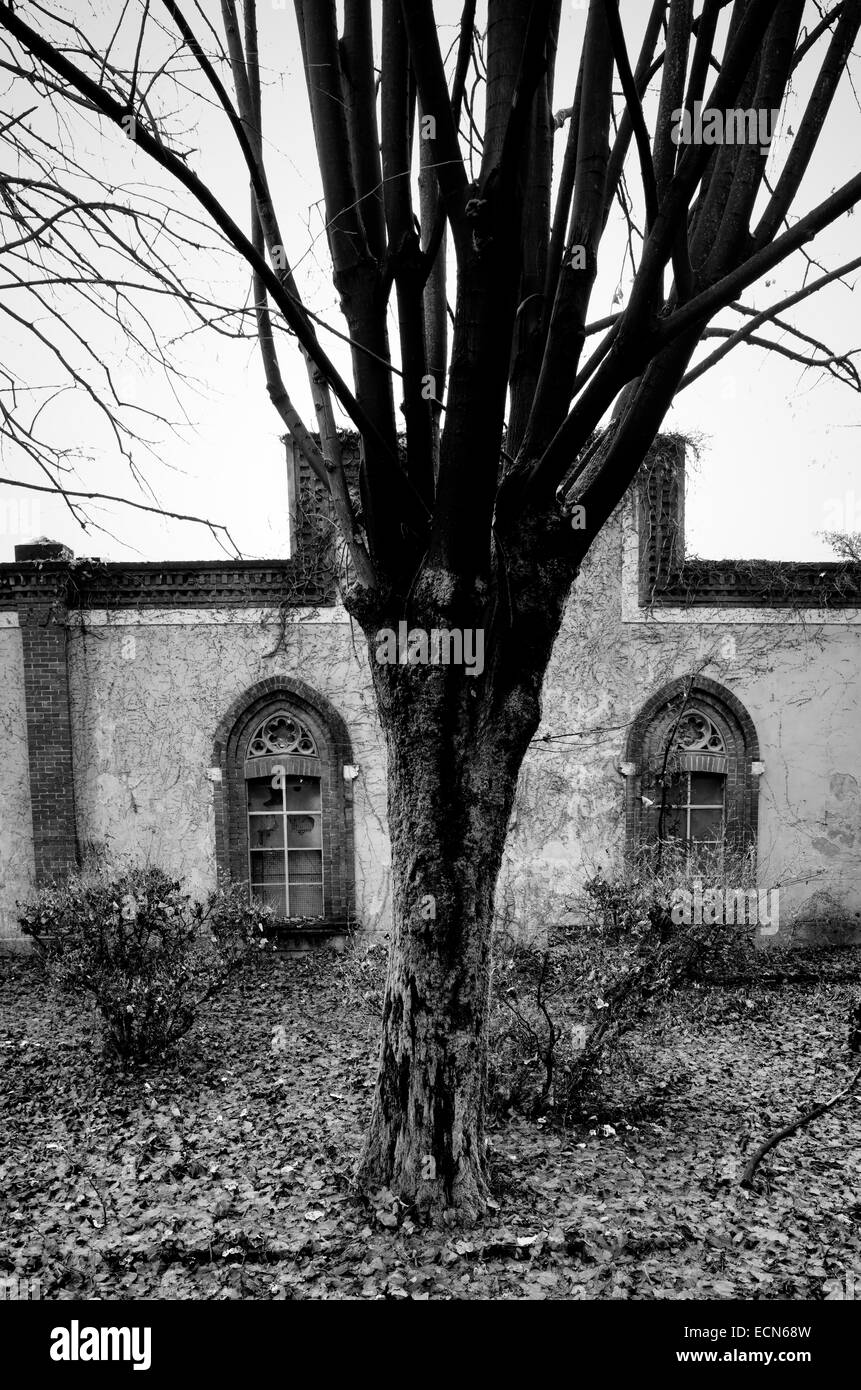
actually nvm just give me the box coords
[357,693,518,1217]
[354,510,581,1219]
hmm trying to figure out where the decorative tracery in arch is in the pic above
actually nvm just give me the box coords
[673,709,725,754]
[247,711,318,760]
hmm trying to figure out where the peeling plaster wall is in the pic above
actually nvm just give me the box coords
[0,625,36,945]
[500,501,861,943]
[65,611,392,938]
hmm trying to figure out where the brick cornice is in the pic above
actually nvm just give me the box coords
[637,448,861,609]
[0,558,335,612]
[644,557,861,608]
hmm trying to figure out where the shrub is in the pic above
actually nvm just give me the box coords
[338,938,388,1018]
[488,841,767,1119]
[488,936,563,1115]
[18,866,272,1062]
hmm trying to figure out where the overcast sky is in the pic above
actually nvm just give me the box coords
[1,0,859,565]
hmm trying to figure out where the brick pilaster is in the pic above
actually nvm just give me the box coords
[16,562,78,884]
[284,434,360,597]
[638,438,686,603]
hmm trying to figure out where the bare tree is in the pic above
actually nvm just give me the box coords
[822,530,861,561]
[1,0,860,1217]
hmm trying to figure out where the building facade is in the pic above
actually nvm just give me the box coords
[1,445,859,950]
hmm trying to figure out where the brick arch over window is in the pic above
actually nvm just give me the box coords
[212,677,355,924]
[623,676,760,854]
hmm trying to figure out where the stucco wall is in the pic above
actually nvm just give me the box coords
[65,609,392,937]
[0,622,36,945]
[499,498,861,943]
[2,497,859,949]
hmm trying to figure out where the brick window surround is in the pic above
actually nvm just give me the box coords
[623,676,761,854]
[211,677,355,925]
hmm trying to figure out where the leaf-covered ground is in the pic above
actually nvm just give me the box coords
[1,948,859,1300]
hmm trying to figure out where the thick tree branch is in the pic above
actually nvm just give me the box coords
[754,0,861,249]
[519,0,615,461]
[621,0,778,336]
[381,0,434,508]
[341,0,387,262]
[661,173,861,344]
[792,2,847,71]
[418,0,476,287]
[293,0,406,579]
[602,0,658,230]
[603,0,668,226]
[400,0,470,254]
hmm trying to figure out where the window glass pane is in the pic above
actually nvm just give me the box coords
[662,804,685,839]
[283,775,321,813]
[288,885,324,917]
[252,884,286,916]
[250,850,285,883]
[248,814,285,849]
[690,808,723,842]
[663,775,687,807]
[689,773,725,806]
[288,849,323,883]
[286,814,322,849]
[247,777,282,812]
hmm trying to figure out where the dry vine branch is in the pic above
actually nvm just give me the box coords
[740,1064,861,1189]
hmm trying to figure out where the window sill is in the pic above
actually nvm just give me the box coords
[266,917,354,950]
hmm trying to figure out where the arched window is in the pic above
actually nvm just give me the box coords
[623,677,761,862]
[212,678,355,927]
[245,713,323,917]
[660,709,727,850]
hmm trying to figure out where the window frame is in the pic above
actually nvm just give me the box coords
[664,768,727,847]
[246,768,325,918]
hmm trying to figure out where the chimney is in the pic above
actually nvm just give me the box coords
[638,439,686,601]
[14,537,73,562]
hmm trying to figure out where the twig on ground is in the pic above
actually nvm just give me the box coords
[740,1063,861,1188]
